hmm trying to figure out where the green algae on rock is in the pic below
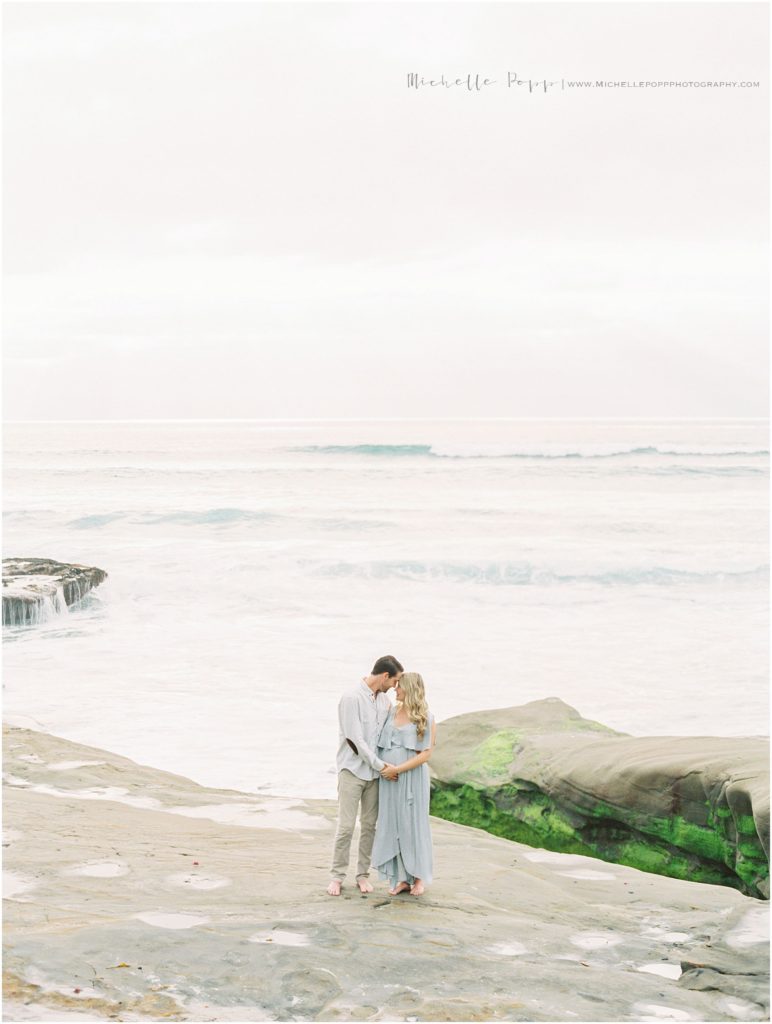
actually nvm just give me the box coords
[429,698,770,898]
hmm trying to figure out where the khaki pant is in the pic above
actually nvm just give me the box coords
[330,769,379,882]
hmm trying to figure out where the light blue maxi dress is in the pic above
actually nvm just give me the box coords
[371,707,434,888]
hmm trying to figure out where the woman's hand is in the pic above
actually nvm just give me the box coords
[381,764,399,781]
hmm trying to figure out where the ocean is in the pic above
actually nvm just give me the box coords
[2,418,768,799]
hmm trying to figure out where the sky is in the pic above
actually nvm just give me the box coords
[3,2,769,420]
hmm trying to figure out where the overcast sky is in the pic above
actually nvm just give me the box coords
[3,2,768,420]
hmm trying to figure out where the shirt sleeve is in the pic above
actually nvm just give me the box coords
[339,693,385,772]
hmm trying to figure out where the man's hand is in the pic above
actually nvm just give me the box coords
[381,763,399,781]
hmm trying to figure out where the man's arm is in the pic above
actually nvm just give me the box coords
[339,693,386,773]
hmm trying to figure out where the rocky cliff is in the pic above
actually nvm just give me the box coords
[2,558,107,626]
[429,698,769,899]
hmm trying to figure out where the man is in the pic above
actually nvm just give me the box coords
[327,654,404,896]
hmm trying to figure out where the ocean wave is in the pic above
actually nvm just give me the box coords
[311,517,394,531]
[624,466,766,477]
[138,509,277,526]
[3,510,60,520]
[295,443,769,460]
[65,508,279,528]
[307,560,769,587]
[58,510,393,530]
[297,444,434,457]
[67,513,127,530]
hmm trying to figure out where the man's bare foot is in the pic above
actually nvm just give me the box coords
[410,880,425,896]
[326,879,342,896]
[388,881,411,895]
[356,877,374,893]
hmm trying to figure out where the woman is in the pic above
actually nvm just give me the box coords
[371,672,436,896]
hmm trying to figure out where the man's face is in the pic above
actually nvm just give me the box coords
[380,671,401,693]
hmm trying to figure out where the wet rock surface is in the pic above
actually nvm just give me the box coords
[429,699,769,899]
[3,726,769,1022]
[2,558,107,626]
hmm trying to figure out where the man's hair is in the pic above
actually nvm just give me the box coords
[372,655,404,677]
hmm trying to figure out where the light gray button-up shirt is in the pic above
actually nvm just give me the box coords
[336,679,392,781]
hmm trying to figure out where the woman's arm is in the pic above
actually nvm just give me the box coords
[388,720,437,778]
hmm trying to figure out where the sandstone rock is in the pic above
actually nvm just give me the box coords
[3,726,769,1022]
[429,698,769,899]
[2,558,107,626]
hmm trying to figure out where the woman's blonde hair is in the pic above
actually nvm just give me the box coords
[397,672,429,739]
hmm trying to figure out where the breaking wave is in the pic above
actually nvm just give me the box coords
[307,560,769,587]
[295,443,769,460]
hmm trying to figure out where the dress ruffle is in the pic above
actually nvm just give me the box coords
[377,710,434,752]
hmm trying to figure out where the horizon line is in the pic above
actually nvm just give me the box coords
[4,416,769,425]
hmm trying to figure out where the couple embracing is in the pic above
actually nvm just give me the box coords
[327,655,436,897]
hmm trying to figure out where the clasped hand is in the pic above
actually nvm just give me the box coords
[380,763,399,781]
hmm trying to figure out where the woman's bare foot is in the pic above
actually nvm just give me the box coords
[326,880,342,896]
[388,882,411,895]
[410,879,425,896]
[356,877,374,894]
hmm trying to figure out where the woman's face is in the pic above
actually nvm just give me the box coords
[395,682,404,702]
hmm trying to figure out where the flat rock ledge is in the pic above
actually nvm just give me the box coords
[2,558,107,626]
[3,726,769,1022]
[429,699,770,900]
